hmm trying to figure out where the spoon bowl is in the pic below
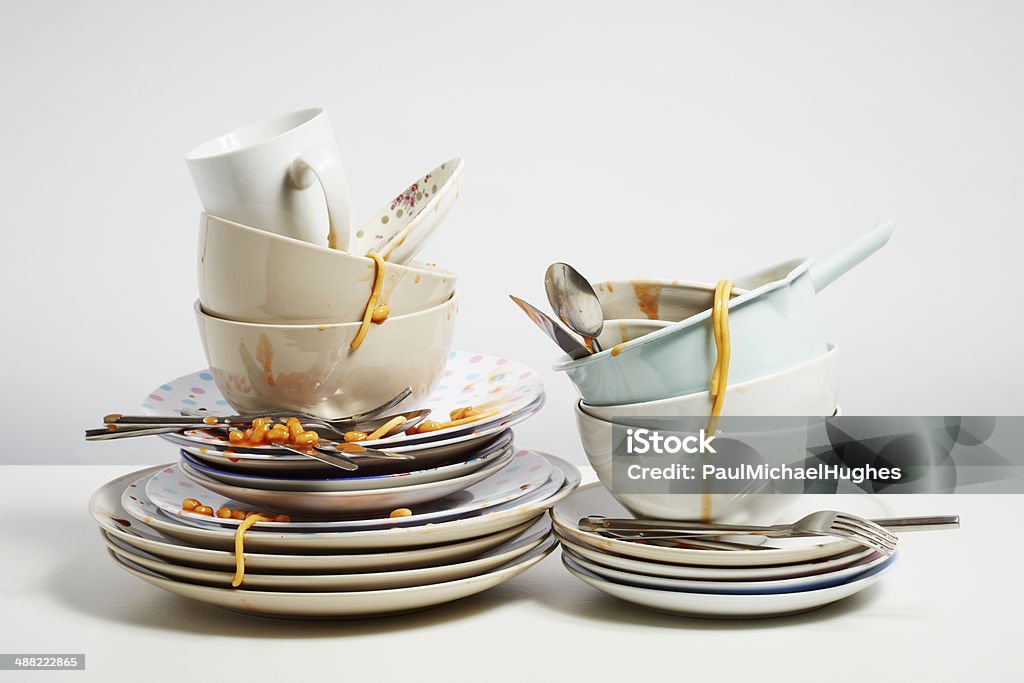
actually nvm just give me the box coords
[545,263,606,352]
[352,158,463,264]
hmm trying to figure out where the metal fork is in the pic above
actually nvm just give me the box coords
[101,386,414,429]
[89,409,430,442]
[581,510,899,557]
[175,385,414,432]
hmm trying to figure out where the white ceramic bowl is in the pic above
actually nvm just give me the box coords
[199,214,457,324]
[574,402,824,521]
[573,347,838,521]
[195,294,457,418]
[580,343,839,422]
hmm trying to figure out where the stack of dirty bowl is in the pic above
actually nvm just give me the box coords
[555,220,895,520]
[88,108,580,619]
[196,212,461,416]
[547,222,900,616]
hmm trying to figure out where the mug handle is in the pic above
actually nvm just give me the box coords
[289,148,353,251]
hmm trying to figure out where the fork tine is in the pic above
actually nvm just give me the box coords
[835,519,898,551]
[831,520,896,555]
[834,513,900,548]
[828,524,891,555]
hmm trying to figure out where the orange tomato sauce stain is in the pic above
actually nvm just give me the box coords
[630,281,663,320]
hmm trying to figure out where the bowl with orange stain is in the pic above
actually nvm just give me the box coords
[595,319,671,348]
[555,221,893,406]
[194,293,458,418]
[593,279,750,324]
[199,214,457,325]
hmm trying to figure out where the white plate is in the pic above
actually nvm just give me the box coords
[117,454,580,551]
[182,429,514,492]
[561,545,890,594]
[180,404,541,475]
[91,472,540,571]
[107,537,557,619]
[142,351,545,451]
[555,533,876,581]
[176,452,506,518]
[103,517,551,591]
[167,454,561,533]
[562,552,897,619]
[157,461,568,535]
[169,395,543,464]
[552,483,892,567]
[148,450,550,521]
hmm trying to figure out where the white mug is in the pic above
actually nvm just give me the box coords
[185,108,353,250]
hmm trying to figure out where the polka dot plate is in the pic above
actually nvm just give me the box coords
[140,350,545,456]
[141,450,555,528]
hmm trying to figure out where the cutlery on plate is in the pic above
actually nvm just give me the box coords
[544,262,607,353]
[580,514,959,535]
[596,533,778,552]
[554,529,778,552]
[84,427,416,463]
[509,295,590,360]
[103,386,414,428]
[580,510,902,557]
[274,444,359,471]
[176,386,415,428]
[103,408,430,438]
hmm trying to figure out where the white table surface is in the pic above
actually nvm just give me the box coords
[1,464,1021,682]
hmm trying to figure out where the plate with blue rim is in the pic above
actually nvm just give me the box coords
[179,428,515,492]
[116,454,580,552]
[562,551,896,618]
[142,450,553,528]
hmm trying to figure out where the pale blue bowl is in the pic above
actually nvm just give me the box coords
[554,221,894,406]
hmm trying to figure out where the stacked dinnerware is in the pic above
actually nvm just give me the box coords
[91,353,579,618]
[550,221,895,522]
[87,109,581,618]
[543,222,900,615]
[551,484,896,619]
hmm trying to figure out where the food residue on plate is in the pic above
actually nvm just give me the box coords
[180,498,289,587]
[406,406,499,434]
[224,417,320,447]
[342,415,408,442]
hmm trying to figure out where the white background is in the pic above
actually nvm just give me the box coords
[1,0,1021,464]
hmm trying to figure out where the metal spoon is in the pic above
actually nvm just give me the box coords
[509,295,590,360]
[544,263,605,353]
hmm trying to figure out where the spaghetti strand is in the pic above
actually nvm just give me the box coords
[351,252,387,350]
[232,514,276,587]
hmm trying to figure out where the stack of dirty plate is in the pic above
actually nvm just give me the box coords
[90,352,580,619]
[551,484,897,619]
